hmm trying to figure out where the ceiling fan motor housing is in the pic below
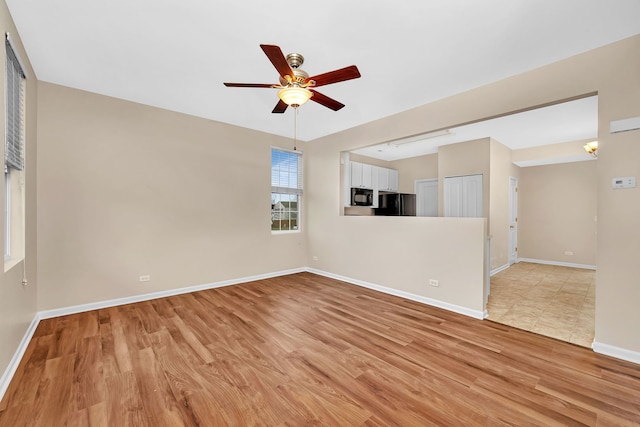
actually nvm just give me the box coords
[279,53,310,86]
[286,53,304,68]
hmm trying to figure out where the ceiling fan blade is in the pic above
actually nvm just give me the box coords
[307,65,361,87]
[260,44,293,78]
[309,90,345,111]
[223,82,276,88]
[272,99,288,114]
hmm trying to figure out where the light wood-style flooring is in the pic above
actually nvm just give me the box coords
[487,262,595,347]
[1,272,639,426]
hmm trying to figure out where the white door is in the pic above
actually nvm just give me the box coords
[444,176,464,217]
[462,174,483,217]
[415,179,438,217]
[508,176,518,265]
[444,174,483,217]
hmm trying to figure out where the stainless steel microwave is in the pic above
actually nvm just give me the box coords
[351,187,373,206]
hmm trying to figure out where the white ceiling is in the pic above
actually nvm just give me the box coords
[352,95,598,161]
[6,1,640,143]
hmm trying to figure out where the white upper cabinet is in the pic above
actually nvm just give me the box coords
[362,164,373,189]
[351,161,398,192]
[388,169,398,192]
[351,162,363,187]
[376,167,398,192]
[377,166,388,191]
[350,161,374,189]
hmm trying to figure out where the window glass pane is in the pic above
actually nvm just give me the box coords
[5,39,25,171]
[271,148,302,192]
[271,193,299,231]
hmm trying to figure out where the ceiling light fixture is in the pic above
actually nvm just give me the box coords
[583,140,598,157]
[278,86,313,107]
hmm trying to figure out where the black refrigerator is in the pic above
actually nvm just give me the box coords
[374,193,416,216]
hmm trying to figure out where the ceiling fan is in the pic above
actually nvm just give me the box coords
[224,44,361,113]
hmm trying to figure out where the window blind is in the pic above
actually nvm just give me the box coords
[271,148,303,195]
[5,37,25,171]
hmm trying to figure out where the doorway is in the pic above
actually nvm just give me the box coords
[488,163,597,348]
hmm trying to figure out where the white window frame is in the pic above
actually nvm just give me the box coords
[271,147,303,233]
[4,167,10,260]
[4,33,26,264]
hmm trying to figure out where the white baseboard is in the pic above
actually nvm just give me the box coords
[39,267,306,320]
[307,268,485,320]
[517,258,596,270]
[0,313,41,403]
[592,341,640,365]
[490,264,510,276]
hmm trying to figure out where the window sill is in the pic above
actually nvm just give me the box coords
[4,256,23,273]
[271,230,301,235]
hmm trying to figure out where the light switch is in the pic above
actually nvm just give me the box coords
[612,176,637,189]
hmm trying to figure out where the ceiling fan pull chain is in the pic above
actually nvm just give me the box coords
[293,106,298,151]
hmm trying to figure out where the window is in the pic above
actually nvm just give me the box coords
[4,35,26,263]
[4,166,10,257]
[271,148,302,232]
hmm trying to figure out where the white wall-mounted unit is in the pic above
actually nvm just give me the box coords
[610,116,640,134]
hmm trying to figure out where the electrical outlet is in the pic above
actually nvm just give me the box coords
[429,279,439,287]
[139,275,150,282]
[312,256,319,261]
[564,251,573,256]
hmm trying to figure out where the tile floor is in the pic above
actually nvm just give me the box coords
[486,262,595,347]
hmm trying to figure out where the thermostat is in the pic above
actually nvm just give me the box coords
[612,176,636,189]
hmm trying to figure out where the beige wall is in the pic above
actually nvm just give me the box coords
[36,82,307,310]
[307,35,640,355]
[437,138,491,218]
[390,153,438,193]
[308,140,487,314]
[594,36,640,351]
[519,161,597,266]
[0,3,38,387]
[512,139,596,165]
[347,152,391,168]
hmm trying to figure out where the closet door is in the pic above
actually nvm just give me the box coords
[444,176,464,217]
[444,174,483,218]
[462,174,483,217]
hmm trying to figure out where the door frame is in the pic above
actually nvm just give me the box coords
[508,176,518,265]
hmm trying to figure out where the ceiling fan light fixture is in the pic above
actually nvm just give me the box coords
[278,86,313,107]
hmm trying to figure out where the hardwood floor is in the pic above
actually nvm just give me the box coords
[1,272,639,426]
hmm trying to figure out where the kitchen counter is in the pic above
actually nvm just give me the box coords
[344,206,374,216]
